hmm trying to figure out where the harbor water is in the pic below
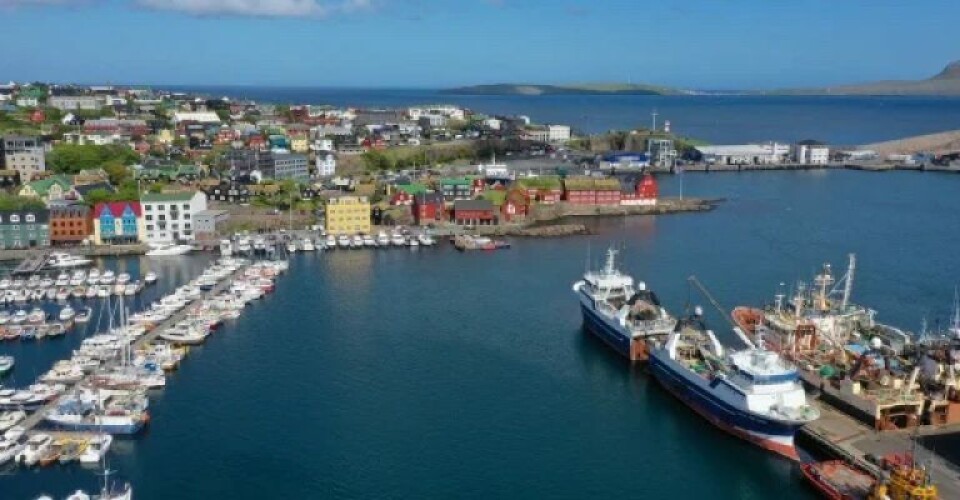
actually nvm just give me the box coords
[4,170,960,498]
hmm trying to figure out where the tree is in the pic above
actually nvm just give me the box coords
[0,194,46,211]
[47,144,140,174]
[102,160,131,185]
[82,188,115,207]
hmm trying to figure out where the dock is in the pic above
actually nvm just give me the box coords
[801,400,960,498]
[15,265,244,436]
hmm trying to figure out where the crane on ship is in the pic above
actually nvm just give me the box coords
[687,275,756,349]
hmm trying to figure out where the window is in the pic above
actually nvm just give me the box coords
[145,205,152,211]
[25,214,35,223]
[146,225,154,230]
[182,203,189,209]
[10,215,19,223]
[145,215,153,221]
[158,214,165,221]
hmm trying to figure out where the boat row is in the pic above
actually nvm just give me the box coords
[1,269,157,289]
[321,231,437,250]
[0,256,288,476]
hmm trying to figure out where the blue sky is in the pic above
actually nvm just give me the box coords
[0,0,957,89]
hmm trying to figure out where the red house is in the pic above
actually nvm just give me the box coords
[563,177,622,205]
[30,109,45,124]
[413,193,445,225]
[500,189,529,222]
[453,199,496,226]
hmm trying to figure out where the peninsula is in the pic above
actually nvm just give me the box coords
[442,83,687,96]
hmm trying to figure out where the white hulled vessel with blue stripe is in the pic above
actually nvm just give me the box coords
[648,313,820,460]
[572,249,676,361]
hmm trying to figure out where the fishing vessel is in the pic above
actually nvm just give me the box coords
[571,248,676,361]
[801,452,939,500]
[648,311,819,460]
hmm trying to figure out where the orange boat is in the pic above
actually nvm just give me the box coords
[801,453,939,500]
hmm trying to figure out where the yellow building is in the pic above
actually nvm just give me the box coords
[156,129,175,145]
[290,137,310,153]
[325,195,371,235]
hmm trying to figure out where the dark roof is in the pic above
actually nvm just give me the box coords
[0,209,50,224]
[51,205,91,217]
[453,199,493,211]
[414,192,444,204]
[74,182,116,197]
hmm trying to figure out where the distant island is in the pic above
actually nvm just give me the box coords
[442,83,689,96]
[446,60,960,97]
[768,60,960,96]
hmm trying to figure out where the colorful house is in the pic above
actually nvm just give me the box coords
[390,184,427,206]
[562,177,622,205]
[325,195,371,236]
[452,199,496,226]
[516,176,563,204]
[0,209,50,249]
[18,175,77,204]
[620,174,659,206]
[49,204,93,245]
[93,201,144,244]
[412,193,445,226]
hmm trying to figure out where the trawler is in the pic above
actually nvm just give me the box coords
[571,248,676,361]
[649,311,819,460]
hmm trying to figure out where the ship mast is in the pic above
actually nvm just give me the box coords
[841,253,855,309]
[951,287,960,338]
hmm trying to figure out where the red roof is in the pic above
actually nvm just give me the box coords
[94,201,142,218]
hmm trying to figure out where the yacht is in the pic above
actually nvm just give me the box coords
[116,273,131,285]
[145,243,192,257]
[59,305,76,321]
[46,252,93,269]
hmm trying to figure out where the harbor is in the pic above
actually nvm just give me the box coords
[3,171,960,498]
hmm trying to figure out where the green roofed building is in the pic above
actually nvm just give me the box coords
[139,190,208,244]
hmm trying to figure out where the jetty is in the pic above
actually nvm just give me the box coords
[15,265,245,436]
[800,400,960,499]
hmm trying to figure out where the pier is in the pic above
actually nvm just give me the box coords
[14,264,245,436]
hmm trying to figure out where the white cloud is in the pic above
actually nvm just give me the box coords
[134,0,382,18]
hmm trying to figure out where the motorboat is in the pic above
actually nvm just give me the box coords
[46,252,93,269]
[78,433,112,464]
[117,273,130,285]
[97,286,111,298]
[0,279,8,290]
[75,308,92,324]
[0,310,9,325]
[59,305,76,322]
[144,271,158,284]
[418,234,436,246]
[0,355,13,376]
[87,268,101,285]
[15,433,53,466]
[56,287,71,301]
[350,235,364,249]
[325,235,337,249]
[0,437,23,466]
[27,307,46,324]
[145,243,192,257]
[124,283,138,296]
[55,273,70,287]
[219,239,233,256]
[337,235,350,247]
[362,235,376,247]
[100,271,116,285]
[391,233,407,247]
[376,231,390,247]
[302,238,316,251]
[286,241,297,253]
[86,287,99,299]
[408,238,420,248]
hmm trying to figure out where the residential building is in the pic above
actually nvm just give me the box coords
[547,125,571,142]
[1,135,46,180]
[259,150,309,180]
[412,193,445,225]
[48,95,103,111]
[515,176,563,204]
[438,177,480,202]
[316,151,336,177]
[93,201,143,244]
[193,209,230,242]
[0,169,21,187]
[0,209,50,249]
[452,199,496,226]
[563,177,622,205]
[289,136,310,153]
[171,111,221,125]
[140,191,208,244]
[793,144,830,165]
[324,195,371,236]
[49,205,93,245]
[521,127,550,142]
[204,180,251,204]
[18,175,75,204]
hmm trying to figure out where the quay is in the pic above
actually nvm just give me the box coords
[0,244,148,263]
[14,263,246,436]
[800,400,960,498]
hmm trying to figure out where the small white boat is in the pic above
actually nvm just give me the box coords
[0,279,9,290]
[144,272,158,284]
[86,268,101,285]
[391,234,407,247]
[27,307,45,324]
[15,433,53,466]
[86,287,99,299]
[219,239,233,257]
[100,271,116,285]
[351,235,363,249]
[408,238,420,248]
[124,283,138,296]
[78,433,112,464]
[11,310,27,324]
[286,242,297,253]
[46,252,93,269]
[376,232,390,247]
[97,286,111,298]
[0,356,13,377]
[146,243,192,257]
[56,287,70,301]
[75,308,92,324]
[337,235,350,247]
[362,235,377,247]
[418,234,436,246]
[117,273,131,285]
[59,305,76,322]
[302,238,316,251]
[54,273,70,287]
[325,235,337,249]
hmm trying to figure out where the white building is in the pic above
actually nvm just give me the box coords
[140,191,208,244]
[408,105,465,121]
[793,144,830,165]
[696,143,791,165]
[312,138,334,152]
[63,132,128,146]
[483,118,502,131]
[547,125,571,143]
[316,152,337,177]
[15,97,38,107]
[171,111,221,125]
[48,95,104,111]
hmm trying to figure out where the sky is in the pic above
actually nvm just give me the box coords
[0,0,958,89]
